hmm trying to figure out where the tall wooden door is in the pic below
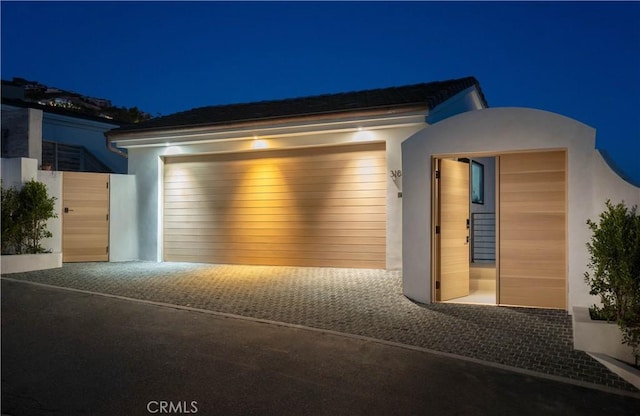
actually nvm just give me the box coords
[438,159,470,301]
[63,172,110,262]
[499,151,566,309]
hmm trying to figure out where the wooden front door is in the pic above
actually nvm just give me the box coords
[499,150,566,309]
[438,159,470,301]
[62,172,110,262]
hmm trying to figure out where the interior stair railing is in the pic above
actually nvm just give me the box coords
[471,212,495,263]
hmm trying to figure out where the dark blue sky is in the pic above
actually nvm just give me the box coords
[2,1,639,182]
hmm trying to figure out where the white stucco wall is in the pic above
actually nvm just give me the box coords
[109,174,138,261]
[37,170,62,254]
[128,125,425,269]
[1,157,38,189]
[401,107,640,309]
[42,113,126,173]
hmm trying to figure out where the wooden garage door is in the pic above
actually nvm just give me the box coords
[163,143,386,268]
[499,150,566,309]
[63,172,110,262]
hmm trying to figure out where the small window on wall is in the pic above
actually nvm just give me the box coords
[471,160,484,204]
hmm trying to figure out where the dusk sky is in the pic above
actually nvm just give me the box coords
[1,1,639,183]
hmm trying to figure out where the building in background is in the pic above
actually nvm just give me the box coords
[1,78,151,174]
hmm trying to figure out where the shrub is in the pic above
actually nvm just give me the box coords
[585,200,640,365]
[1,180,57,254]
[1,186,21,254]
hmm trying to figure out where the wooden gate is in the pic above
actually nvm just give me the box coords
[499,150,567,308]
[62,172,110,262]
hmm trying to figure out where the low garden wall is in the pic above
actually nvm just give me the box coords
[1,252,62,275]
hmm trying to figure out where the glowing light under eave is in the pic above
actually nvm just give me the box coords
[164,145,182,155]
[252,139,268,149]
[353,130,375,142]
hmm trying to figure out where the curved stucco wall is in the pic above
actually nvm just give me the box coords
[402,107,639,309]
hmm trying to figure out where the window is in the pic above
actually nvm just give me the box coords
[471,160,484,204]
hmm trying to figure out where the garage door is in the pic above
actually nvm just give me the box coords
[163,143,386,268]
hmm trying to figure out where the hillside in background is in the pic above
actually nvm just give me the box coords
[2,77,152,124]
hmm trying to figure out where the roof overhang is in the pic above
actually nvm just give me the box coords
[108,107,428,149]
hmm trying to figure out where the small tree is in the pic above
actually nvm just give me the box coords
[1,180,57,254]
[1,185,22,254]
[585,200,640,365]
[19,180,57,253]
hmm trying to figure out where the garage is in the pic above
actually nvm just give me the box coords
[163,142,386,268]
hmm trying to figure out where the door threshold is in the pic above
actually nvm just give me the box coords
[441,300,497,306]
[441,290,496,305]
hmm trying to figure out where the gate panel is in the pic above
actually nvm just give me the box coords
[63,172,110,262]
[499,151,566,309]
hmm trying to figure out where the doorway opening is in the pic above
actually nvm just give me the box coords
[433,156,497,305]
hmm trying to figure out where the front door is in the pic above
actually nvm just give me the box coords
[437,159,470,301]
[62,172,110,262]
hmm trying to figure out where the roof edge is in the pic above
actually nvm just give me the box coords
[106,103,429,139]
[108,76,484,137]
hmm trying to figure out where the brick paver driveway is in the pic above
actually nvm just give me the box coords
[3,262,636,392]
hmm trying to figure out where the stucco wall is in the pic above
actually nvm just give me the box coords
[128,125,425,269]
[42,113,126,173]
[109,174,138,261]
[402,107,634,309]
[1,157,38,189]
[37,170,63,254]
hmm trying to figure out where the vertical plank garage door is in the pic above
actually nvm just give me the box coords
[163,143,386,268]
[499,150,566,309]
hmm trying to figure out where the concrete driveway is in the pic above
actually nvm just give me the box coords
[2,262,637,393]
[2,279,639,416]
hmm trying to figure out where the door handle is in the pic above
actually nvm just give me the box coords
[64,207,74,213]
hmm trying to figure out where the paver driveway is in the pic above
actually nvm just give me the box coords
[3,261,637,393]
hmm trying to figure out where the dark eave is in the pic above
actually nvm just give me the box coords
[107,76,486,136]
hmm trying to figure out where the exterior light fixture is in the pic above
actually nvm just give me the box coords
[252,138,268,149]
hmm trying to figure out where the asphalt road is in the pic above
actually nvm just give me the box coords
[1,279,638,416]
